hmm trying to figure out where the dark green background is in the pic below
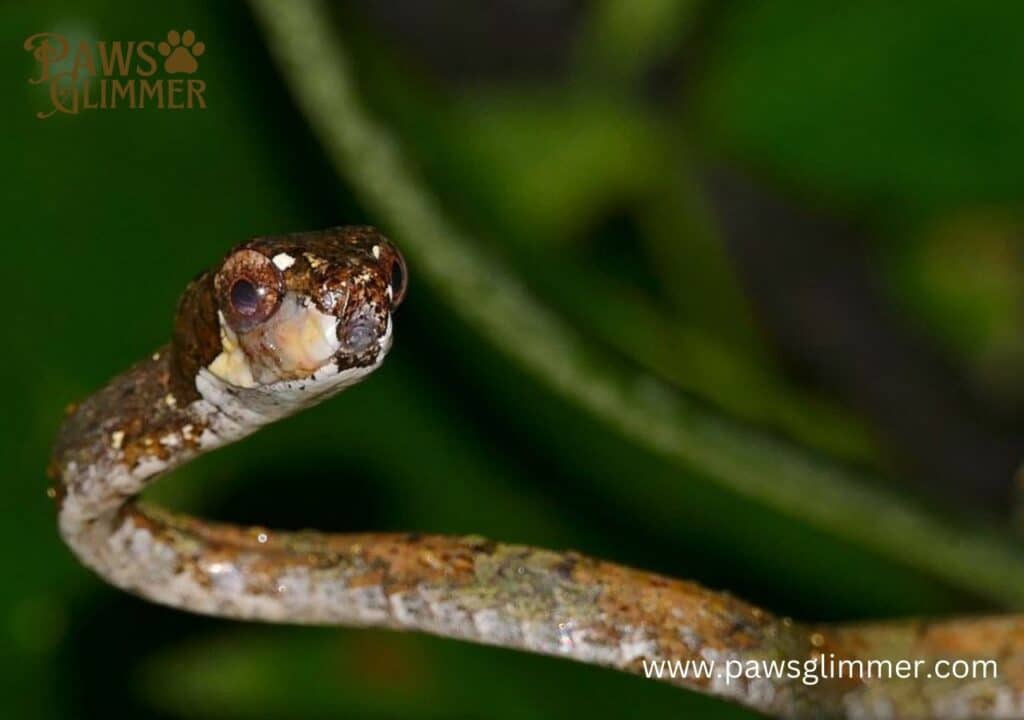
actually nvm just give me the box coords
[5,1,1024,718]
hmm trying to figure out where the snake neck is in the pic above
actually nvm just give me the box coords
[51,348,209,532]
[51,342,389,583]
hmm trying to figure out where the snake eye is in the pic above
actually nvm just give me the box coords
[230,279,262,316]
[389,250,407,308]
[216,249,284,332]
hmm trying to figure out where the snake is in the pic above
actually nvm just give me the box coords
[50,227,1024,719]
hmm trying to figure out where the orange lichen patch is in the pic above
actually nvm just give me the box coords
[418,549,443,570]
[593,561,778,656]
[124,509,485,596]
[828,617,1023,662]
[357,535,479,589]
[121,436,167,466]
[122,504,165,534]
[343,569,388,590]
[915,618,1024,656]
[117,411,205,470]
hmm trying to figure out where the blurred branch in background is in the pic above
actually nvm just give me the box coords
[247,0,1024,606]
[693,0,1024,507]
[329,0,887,469]
[706,169,1024,508]
[397,83,880,464]
[883,211,1024,411]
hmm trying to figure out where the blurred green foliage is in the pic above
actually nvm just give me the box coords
[4,1,1023,719]
[699,0,1024,212]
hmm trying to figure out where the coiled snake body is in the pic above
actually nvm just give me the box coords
[50,228,1024,719]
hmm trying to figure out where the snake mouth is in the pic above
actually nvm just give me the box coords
[208,292,390,387]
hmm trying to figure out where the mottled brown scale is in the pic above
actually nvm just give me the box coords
[50,227,1024,720]
[171,273,221,400]
[50,349,204,498]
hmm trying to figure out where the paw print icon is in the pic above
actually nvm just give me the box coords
[158,30,204,74]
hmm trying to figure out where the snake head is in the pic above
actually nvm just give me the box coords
[197,226,405,388]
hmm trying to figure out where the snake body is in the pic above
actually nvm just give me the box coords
[50,228,1024,719]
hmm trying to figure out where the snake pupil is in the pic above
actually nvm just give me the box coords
[230,279,262,316]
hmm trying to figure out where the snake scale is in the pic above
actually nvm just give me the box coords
[49,227,1024,719]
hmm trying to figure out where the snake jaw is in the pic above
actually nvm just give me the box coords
[216,294,342,385]
[207,291,391,388]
